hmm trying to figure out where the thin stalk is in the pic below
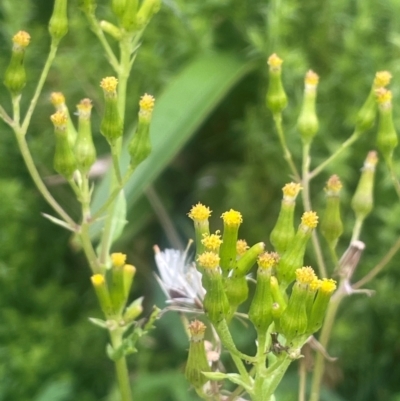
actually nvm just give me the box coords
[308,291,344,401]
[351,218,363,242]
[353,236,400,289]
[12,95,21,125]
[110,329,133,401]
[231,354,251,386]
[111,143,123,185]
[273,113,301,182]
[387,160,400,201]
[301,142,327,278]
[253,331,268,400]
[80,224,102,274]
[309,130,361,180]
[21,41,59,134]
[0,104,13,126]
[14,132,76,228]
[298,358,307,401]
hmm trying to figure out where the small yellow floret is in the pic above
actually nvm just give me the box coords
[268,53,283,69]
[375,88,392,105]
[282,182,302,199]
[320,278,337,294]
[325,175,342,194]
[305,70,319,86]
[100,76,118,93]
[365,150,378,167]
[201,232,222,251]
[139,93,155,114]
[91,274,105,286]
[221,209,243,226]
[124,264,136,274]
[374,71,392,88]
[188,203,212,221]
[197,251,220,269]
[50,92,65,107]
[301,211,318,229]
[236,239,249,256]
[77,98,93,113]
[13,31,31,47]
[50,111,67,127]
[188,319,207,338]
[258,252,279,269]
[295,266,317,284]
[309,278,321,291]
[111,252,127,267]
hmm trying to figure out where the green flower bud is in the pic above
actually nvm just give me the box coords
[270,182,302,254]
[99,20,122,40]
[280,267,316,343]
[78,0,97,13]
[351,151,378,222]
[248,253,278,333]
[50,92,77,147]
[4,31,30,95]
[100,77,123,145]
[122,0,139,31]
[188,203,212,259]
[307,278,336,334]
[271,303,283,333]
[91,274,114,317]
[123,263,136,299]
[224,276,248,320]
[320,175,344,249]
[376,89,398,164]
[297,70,319,144]
[266,53,288,114]
[109,253,127,313]
[185,320,211,389]
[111,0,127,19]
[234,241,265,277]
[277,211,318,288]
[219,209,243,275]
[197,252,229,324]
[137,0,161,28]
[356,71,392,132]
[129,93,155,168]
[123,296,143,323]
[270,276,287,310]
[74,98,96,175]
[49,0,68,42]
[51,111,77,179]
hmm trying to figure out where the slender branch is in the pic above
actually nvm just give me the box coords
[298,358,307,401]
[21,41,59,134]
[80,223,102,274]
[273,113,301,182]
[0,104,13,126]
[309,130,361,180]
[353,236,400,289]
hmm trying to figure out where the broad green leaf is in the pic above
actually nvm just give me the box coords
[90,52,256,241]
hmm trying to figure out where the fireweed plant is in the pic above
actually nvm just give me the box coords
[1,1,400,401]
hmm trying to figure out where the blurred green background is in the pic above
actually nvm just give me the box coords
[1,0,400,400]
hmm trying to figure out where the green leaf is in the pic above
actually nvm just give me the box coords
[90,52,256,240]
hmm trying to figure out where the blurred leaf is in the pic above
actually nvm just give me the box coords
[90,52,256,240]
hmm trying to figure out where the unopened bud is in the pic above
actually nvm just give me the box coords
[297,70,319,144]
[78,0,97,14]
[4,31,31,95]
[122,0,139,31]
[49,0,68,41]
[111,0,127,19]
[188,203,212,258]
[137,0,161,28]
[122,296,143,322]
[266,53,288,114]
[91,274,114,317]
[351,151,378,221]
[234,242,265,277]
[128,93,155,168]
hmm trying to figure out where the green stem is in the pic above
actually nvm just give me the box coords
[80,223,102,274]
[253,331,268,400]
[12,95,21,125]
[21,41,59,134]
[298,357,306,401]
[301,142,327,278]
[309,130,361,180]
[110,329,133,401]
[351,218,363,242]
[14,132,76,228]
[273,113,301,182]
[308,292,343,401]
[111,143,123,185]
[0,104,13,126]
[387,159,400,201]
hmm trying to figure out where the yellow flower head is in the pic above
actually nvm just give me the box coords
[365,150,378,168]
[258,252,279,269]
[295,266,317,284]
[50,92,66,107]
[139,93,155,117]
[374,71,392,88]
[305,70,319,86]
[282,182,302,199]
[325,174,342,194]
[320,278,337,294]
[124,264,136,274]
[188,203,212,222]
[268,53,283,70]
[375,87,392,108]
[13,31,31,48]
[111,252,127,267]
[221,209,243,226]
[77,98,93,118]
[197,251,220,269]
[309,278,321,291]
[50,111,67,128]
[236,239,249,256]
[91,274,105,286]
[201,232,222,251]
[188,319,207,340]
[100,76,118,93]
[301,211,319,229]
